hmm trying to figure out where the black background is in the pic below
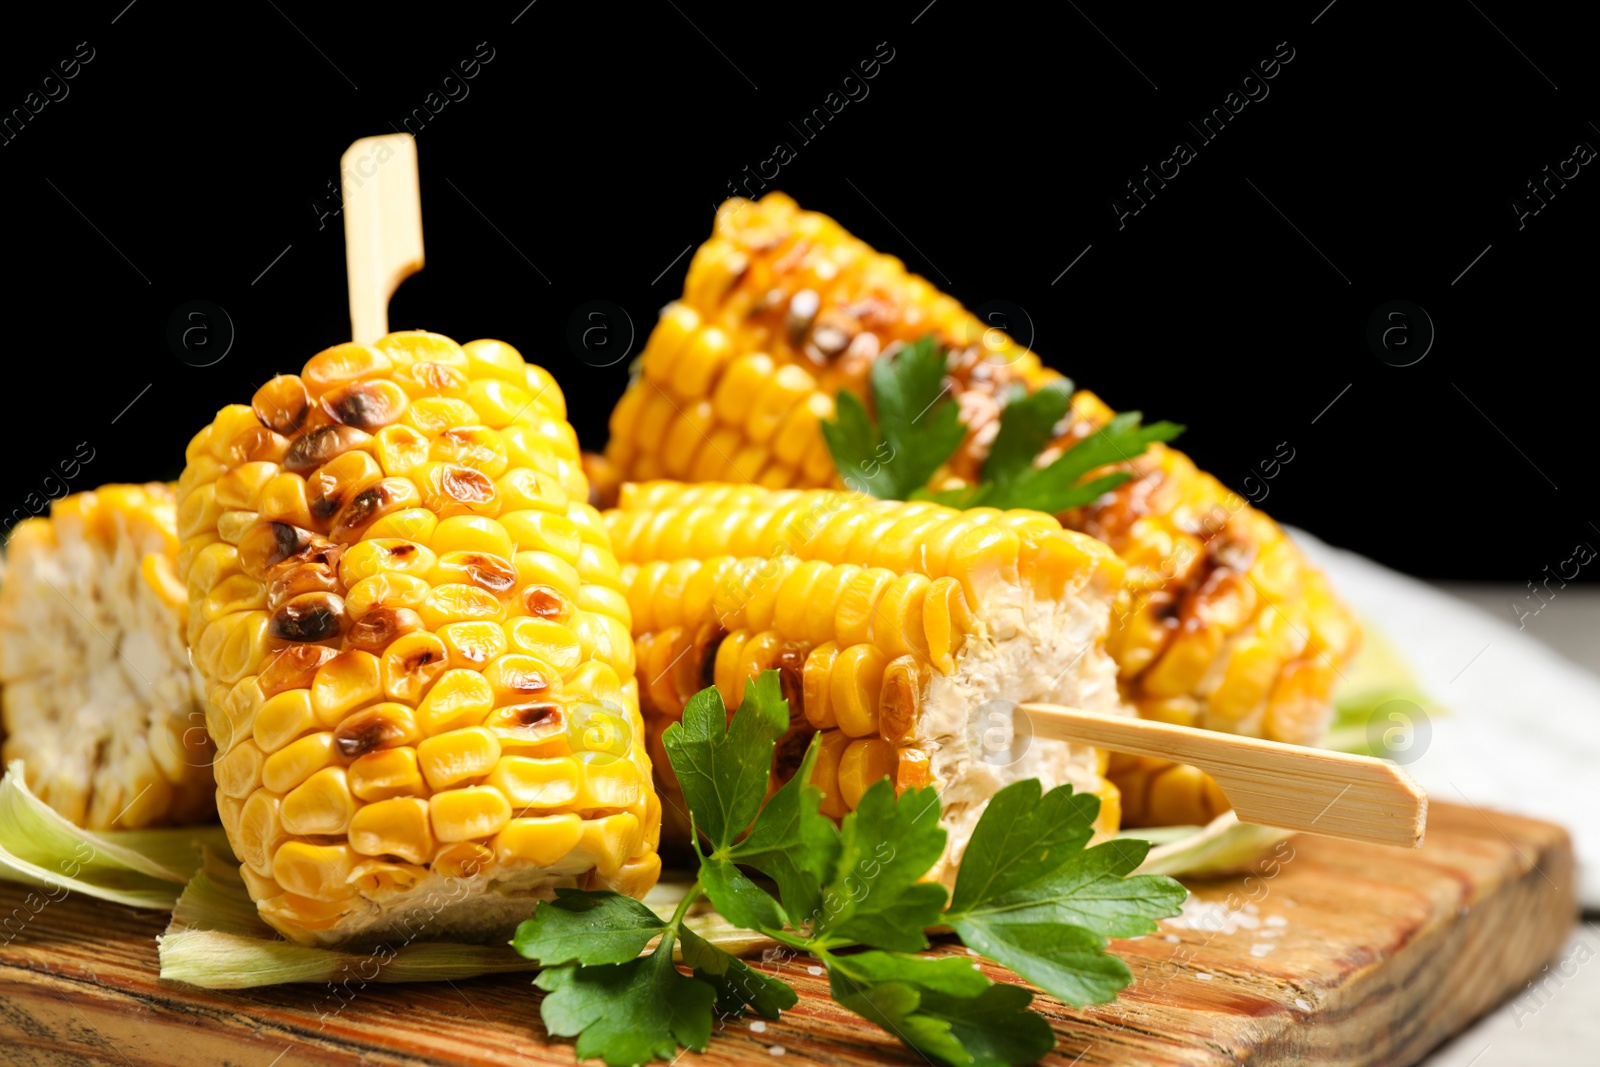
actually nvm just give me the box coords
[2,1,1593,581]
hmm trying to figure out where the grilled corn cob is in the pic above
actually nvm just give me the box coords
[0,484,212,829]
[603,192,1360,827]
[177,331,661,946]
[608,481,1127,877]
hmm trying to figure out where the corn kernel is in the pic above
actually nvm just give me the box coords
[349,747,427,802]
[310,650,383,727]
[417,727,502,790]
[416,669,496,734]
[430,786,513,842]
[261,732,339,794]
[494,814,582,867]
[281,767,358,836]
[272,841,358,901]
[349,797,436,865]
[487,755,580,809]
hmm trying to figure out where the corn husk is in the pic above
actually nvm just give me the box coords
[158,854,774,989]
[0,761,227,908]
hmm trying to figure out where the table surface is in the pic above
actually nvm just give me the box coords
[1421,584,1598,1067]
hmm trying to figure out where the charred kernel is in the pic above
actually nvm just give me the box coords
[323,379,408,432]
[484,654,552,700]
[254,375,312,435]
[257,644,337,698]
[284,425,373,474]
[270,592,347,642]
[334,703,422,758]
[522,585,569,621]
[266,561,340,610]
[775,647,807,717]
[437,551,517,594]
[442,465,495,504]
[239,522,320,579]
[380,632,449,705]
[230,425,290,465]
[329,477,420,543]
[486,702,566,748]
[347,606,424,653]
[306,452,382,525]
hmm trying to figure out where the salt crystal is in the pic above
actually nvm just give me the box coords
[807,965,823,976]
[1164,935,1180,943]
[1250,943,1274,957]
[1261,930,1283,939]
[750,1021,767,1034]
[1163,898,1261,935]
[1196,973,1214,981]
[1265,915,1288,927]
[768,1046,786,1057]
[1294,998,1311,1011]
[1243,903,1259,914]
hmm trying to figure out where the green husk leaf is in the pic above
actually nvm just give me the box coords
[156,855,773,989]
[0,761,229,908]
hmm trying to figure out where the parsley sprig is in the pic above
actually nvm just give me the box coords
[820,336,1184,511]
[513,672,1186,1067]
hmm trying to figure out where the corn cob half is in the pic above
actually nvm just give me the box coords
[608,481,1127,879]
[603,193,1359,827]
[177,331,661,946]
[0,484,212,830]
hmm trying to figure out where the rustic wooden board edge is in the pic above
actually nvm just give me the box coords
[0,802,1579,1067]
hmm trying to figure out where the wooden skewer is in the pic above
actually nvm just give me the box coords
[341,133,424,344]
[1018,703,1427,848]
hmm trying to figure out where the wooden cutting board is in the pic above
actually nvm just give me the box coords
[0,801,1575,1067]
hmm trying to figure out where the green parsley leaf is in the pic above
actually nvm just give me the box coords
[662,673,788,850]
[723,733,837,928]
[945,783,1187,1006]
[679,925,798,1019]
[827,951,1054,1067]
[511,889,666,967]
[946,779,1100,914]
[811,780,948,952]
[820,337,966,499]
[827,334,1184,513]
[981,380,1075,491]
[990,410,1184,513]
[535,943,716,1067]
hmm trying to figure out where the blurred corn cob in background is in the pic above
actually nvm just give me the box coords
[178,331,660,946]
[608,481,1127,876]
[604,192,1359,827]
[0,484,213,830]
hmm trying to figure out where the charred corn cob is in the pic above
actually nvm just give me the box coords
[177,331,661,946]
[603,192,1360,827]
[608,481,1127,877]
[0,484,212,829]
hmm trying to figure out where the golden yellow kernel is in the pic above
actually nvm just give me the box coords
[494,814,583,867]
[417,727,502,791]
[416,668,496,734]
[349,797,436,864]
[349,747,427,802]
[281,767,358,836]
[429,786,513,842]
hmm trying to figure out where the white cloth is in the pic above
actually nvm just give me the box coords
[1292,530,1600,909]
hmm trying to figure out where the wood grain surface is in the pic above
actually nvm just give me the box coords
[0,801,1576,1067]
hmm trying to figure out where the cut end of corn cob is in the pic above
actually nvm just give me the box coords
[176,332,661,947]
[608,482,1128,880]
[604,191,1361,827]
[0,484,213,829]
